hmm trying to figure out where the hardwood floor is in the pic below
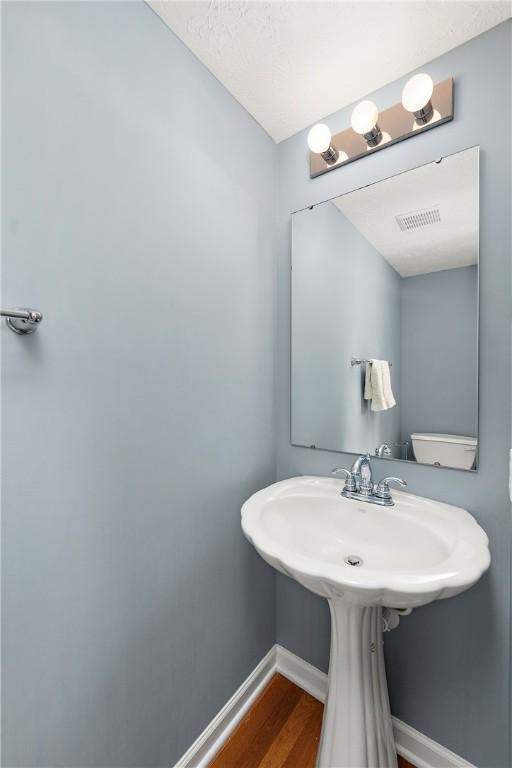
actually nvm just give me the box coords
[209,674,415,768]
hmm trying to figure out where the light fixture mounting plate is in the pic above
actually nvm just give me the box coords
[309,78,453,178]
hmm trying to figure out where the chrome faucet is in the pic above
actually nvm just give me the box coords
[332,454,407,506]
[375,442,392,457]
[349,453,374,496]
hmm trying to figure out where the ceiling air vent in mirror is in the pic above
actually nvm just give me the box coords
[395,207,441,231]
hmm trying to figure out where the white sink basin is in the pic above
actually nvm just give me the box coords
[241,476,490,609]
[241,476,490,768]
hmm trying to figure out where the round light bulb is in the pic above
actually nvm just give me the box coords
[307,123,332,154]
[401,73,434,113]
[350,101,379,135]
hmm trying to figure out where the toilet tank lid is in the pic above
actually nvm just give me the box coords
[411,432,478,446]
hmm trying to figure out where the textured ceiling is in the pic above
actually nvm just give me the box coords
[148,1,511,142]
[333,147,479,278]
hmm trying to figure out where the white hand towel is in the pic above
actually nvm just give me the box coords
[364,363,373,401]
[364,360,396,412]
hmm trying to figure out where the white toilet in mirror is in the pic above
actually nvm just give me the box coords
[411,433,477,469]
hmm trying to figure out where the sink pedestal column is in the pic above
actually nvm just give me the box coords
[316,600,397,768]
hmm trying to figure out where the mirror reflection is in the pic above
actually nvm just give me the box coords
[291,146,479,470]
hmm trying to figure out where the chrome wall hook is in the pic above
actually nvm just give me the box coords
[1,307,43,334]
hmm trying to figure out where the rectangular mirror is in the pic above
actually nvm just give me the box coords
[291,146,479,471]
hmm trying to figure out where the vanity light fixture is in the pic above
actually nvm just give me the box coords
[308,75,454,178]
[401,73,434,125]
[307,123,339,165]
[350,100,382,147]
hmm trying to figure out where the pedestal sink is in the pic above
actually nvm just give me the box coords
[241,476,490,768]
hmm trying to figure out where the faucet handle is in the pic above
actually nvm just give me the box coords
[375,476,407,499]
[332,467,350,477]
[331,467,357,492]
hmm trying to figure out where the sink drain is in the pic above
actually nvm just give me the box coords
[344,554,363,567]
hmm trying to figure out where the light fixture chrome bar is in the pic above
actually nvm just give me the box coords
[309,78,453,178]
[1,307,43,334]
[351,358,392,367]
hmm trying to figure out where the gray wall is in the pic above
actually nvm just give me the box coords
[276,21,511,768]
[291,201,401,454]
[2,5,511,768]
[401,265,478,451]
[1,2,276,766]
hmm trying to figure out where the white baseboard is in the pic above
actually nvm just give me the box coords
[275,643,327,703]
[174,643,476,768]
[391,717,476,768]
[173,645,276,768]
